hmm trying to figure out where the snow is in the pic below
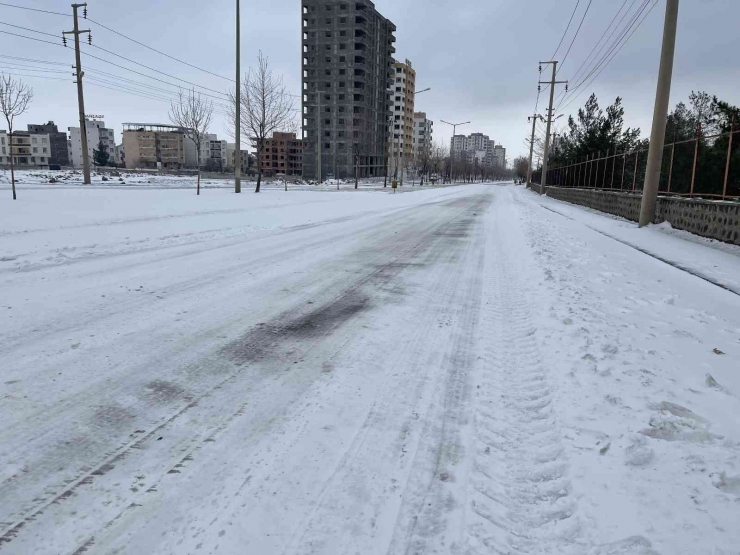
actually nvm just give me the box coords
[1,182,739,554]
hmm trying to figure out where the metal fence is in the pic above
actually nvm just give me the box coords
[532,120,740,200]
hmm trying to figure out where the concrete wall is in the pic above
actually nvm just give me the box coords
[542,187,740,246]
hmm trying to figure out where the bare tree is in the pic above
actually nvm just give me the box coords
[170,88,213,196]
[415,140,431,186]
[229,51,294,193]
[0,73,33,200]
[513,155,529,181]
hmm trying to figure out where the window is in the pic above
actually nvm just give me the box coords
[326,17,331,23]
[339,69,346,75]
[340,30,346,37]
[325,69,331,76]
[339,82,346,88]
[33,147,38,153]
[325,119,331,125]
[325,31,332,38]
[340,44,346,50]
[340,16,347,23]
[339,55,346,62]
[338,94,345,100]
[324,143,331,149]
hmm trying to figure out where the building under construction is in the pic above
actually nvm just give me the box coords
[301,0,396,180]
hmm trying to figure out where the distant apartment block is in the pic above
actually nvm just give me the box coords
[302,0,396,180]
[122,123,185,170]
[184,134,228,171]
[388,58,416,177]
[493,144,506,169]
[68,119,115,168]
[413,112,433,159]
[27,121,69,167]
[226,143,253,173]
[253,132,304,176]
[0,130,52,168]
[450,132,503,167]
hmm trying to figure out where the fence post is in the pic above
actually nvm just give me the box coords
[621,153,626,190]
[690,123,701,197]
[667,142,675,194]
[633,150,639,191]
[722,115,735,199]
[602,149,609,188]
[611,151,617,188]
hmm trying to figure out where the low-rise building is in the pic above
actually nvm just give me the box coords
[226,143,253,173]
[27,121,69,167]
[253,132,303,177]
[122,123,185,170]
[0,130,52,168]
[68,119,115,168]
[184,134,228,171]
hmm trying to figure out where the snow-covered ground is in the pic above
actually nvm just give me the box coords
[0,168,446,192]
[0,182,739,554]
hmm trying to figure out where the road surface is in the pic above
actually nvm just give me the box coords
[1,183,739,554]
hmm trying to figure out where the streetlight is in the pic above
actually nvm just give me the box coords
[234,0,241,193]
[396,87,430,186]
[440,119,470,183]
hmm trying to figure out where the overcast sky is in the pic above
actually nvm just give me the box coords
[1,0,739,161]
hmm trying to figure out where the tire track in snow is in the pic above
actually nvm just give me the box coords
[465,187,582,554]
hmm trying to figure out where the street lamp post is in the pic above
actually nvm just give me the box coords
[440,119,470,183]
[396,87,430,187]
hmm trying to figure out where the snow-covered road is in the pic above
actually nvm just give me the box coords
[1,184,739,554]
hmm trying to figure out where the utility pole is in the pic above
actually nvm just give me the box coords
[538,61,568,195]
[639,0,680,227]
[526,113,543,189]
[64,3,91,185]
[234,0,241,193]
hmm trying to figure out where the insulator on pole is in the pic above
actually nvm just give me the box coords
[88,33,92,45]
[83,7,87,18]
[62,36,67,47]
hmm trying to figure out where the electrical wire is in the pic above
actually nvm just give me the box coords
[558,0,593,73]
[0,21,61,38]
[557,0,657,113]
[0,72,70,81]
[0,54,67,66]
[86,17,234,83]
[0,2,69,17]
[551,0,581,60]
[0,28,63,46]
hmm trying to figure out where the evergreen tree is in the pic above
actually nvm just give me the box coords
[93,140,110,167]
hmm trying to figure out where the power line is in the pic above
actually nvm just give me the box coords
[557,0,656,113]
[0,54,67,66]
[0,21,61,38]
[565,0,651,99]
[0,63,69,74]
[0,2,69,17]
[86,17,234,83]
[551,0,581,60]
[558,0,593,73]
[560,0,634,94]
[0,71,70,81]
[0,28,63,46]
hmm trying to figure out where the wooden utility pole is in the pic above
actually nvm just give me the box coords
[538,61,568,195]
[639,0,679,227]
[235,0,241,193]
[64,3,91,185]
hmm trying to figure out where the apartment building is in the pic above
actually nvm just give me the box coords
[388,58,416,179]
[27,121,69,167]
[122,123,185,170]
[493,144,507,169]
[450,132,500,167]
[226,143,253,173]
[0,130,52,168]
[253,132,304,177]
[301,0,396,180]
[184,134,228,171]
[413,112,433,159]
[68,119,115,168]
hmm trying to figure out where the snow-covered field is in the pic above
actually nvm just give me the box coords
[0,168,442,192]
[1,182,739,554]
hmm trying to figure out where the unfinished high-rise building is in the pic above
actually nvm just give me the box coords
[301,0,396,180]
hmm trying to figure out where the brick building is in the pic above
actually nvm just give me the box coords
[254,132,303,176]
